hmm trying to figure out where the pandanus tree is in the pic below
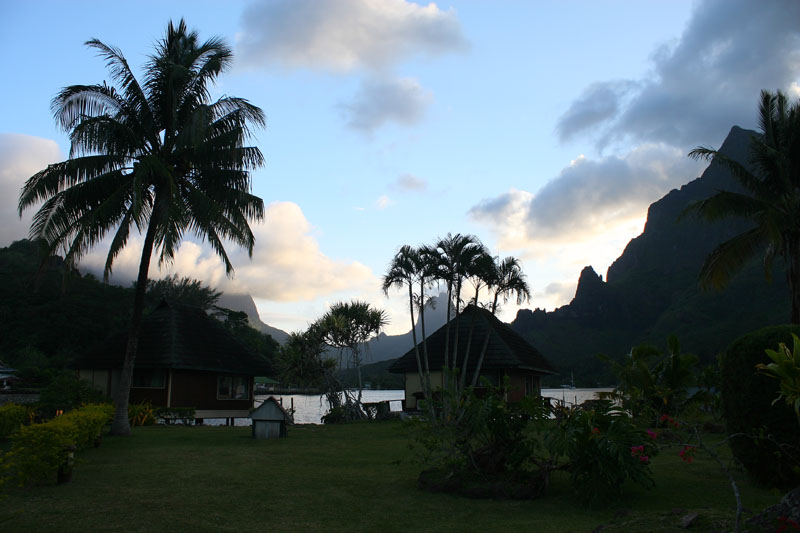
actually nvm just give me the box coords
[18,20,266,435]
[318,300,388,403]
[686,89,800,323]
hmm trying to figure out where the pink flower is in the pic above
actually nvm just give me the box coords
[639,455,649,463]
[679,445,696,463]
[630,445,645,456]
[591,427,600,435]
[646,429,658,440]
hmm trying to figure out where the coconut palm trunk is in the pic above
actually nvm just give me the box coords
[110,214,159,435]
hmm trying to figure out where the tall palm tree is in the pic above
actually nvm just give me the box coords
[490,256,531,315]
[686,90,800,322]
[382,245,432,406]
[18,20,266,435]
[433,233,485,387]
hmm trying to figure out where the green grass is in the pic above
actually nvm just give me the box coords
[0,422,782,532]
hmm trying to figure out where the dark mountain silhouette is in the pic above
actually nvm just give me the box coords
[216,292,290,344]
[511,126,788,386]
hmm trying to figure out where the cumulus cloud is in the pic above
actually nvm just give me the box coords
[237,0,467,72]
[557,0,800,148]
[0,134,62,246]
[391,173,427,192]
[81,201,377,302]
[470,144,704,250]
[340,76,433,133]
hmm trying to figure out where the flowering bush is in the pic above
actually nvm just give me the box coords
[548,400,658,505]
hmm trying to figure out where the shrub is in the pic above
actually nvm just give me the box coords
[38,373,105,417]
[1,404,113,487]
[721,325,800,489]
[60,403,113,448]
[548,401,658,506]
[0,404,34,437]
[3,416,78,486]
[128,402,157,426]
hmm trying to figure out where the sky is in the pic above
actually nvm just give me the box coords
[1,0,799,336]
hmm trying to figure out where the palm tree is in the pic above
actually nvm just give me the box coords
[382,245,433,409]
[433,233,485,387]
[687,90,800,323]
[490,256,531,315]
[18,20,266,435]
[469,255,531,389]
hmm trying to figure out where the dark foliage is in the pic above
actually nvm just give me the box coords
[38,373,107,417]
[721,325,800,489]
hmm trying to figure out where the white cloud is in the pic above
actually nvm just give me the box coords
[80,201,378,303]
[340,76,433,133]
[469,145,705,308]
[0,134,62,247]
[557,0,800,148]
[376,195,391,209]
[391,173,427,192]
[237,0,467,72]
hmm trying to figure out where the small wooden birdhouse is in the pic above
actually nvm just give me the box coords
[250,397,290,439]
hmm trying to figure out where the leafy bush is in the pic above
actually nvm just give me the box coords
[548,401,658,506]
[38,373,105,417]
[1,403,113,487]
[0,403,34,437]
[128,402,157,426]
[721,325,800,489]
[60,403,113,448]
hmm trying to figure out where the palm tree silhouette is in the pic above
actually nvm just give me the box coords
[19,20,266,434]
[687,90,800,323]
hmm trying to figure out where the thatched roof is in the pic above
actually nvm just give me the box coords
[388,305,555,375]
[76,300,272,376]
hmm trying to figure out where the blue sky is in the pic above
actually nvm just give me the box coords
[2,1,799,335]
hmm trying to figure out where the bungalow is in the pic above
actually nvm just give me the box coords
[388,305,556,410]
[75,300,273,423]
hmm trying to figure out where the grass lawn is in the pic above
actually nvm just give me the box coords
[0,421,782,532]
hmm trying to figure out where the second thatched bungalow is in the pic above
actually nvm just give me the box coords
[388,305,556,410]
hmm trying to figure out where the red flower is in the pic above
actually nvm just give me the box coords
[646,429,658,440]
[592,427,600,435]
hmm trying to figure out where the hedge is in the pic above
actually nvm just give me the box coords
[1,403,113,487]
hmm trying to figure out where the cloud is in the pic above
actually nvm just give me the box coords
[80,201,377,302]
[469,143,704,251]
[391,173,427,192]
[339,76,433,133]
[237,0,467,72]
[0,134,62,246]
[376,195,391,209]
[557,0,800,148]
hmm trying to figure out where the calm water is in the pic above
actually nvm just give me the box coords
[204,388,613,426]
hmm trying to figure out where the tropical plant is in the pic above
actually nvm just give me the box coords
[758,333,800,427]
[686,90,800,323]
[317,301,388,402]
[490,256,531,314]
[431,233,486,390]
[548,401,658,506]
[601,335,698,423]
[18,20,266,435]
[144,274,221,311]
[382,245,434,415]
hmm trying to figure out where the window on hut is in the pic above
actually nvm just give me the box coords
[217,376,249,400]
[132,369,166,389]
